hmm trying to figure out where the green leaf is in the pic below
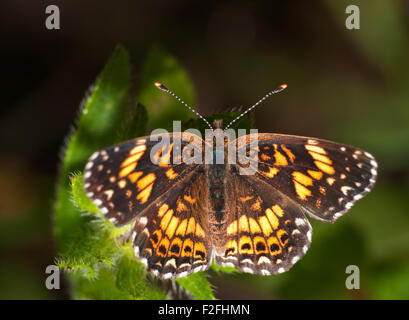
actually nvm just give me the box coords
[55,216,119,279]
[177,272,216,300]
[71,172,99,214]
[137,47,196,131]
[117,103,149,141]
[115,248,168,300]
[210,263,238,274]
[55,45,132,255]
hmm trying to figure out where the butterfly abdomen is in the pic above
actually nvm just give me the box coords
[206,161,229,244]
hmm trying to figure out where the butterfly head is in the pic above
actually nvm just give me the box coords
[213,119,223,130]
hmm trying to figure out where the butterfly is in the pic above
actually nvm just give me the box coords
[83,83,377,279]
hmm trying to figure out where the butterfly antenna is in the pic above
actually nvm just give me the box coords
[154,82,213,130]
[224,83,288,130]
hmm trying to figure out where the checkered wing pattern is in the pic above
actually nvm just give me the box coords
[83,132,206,226]
[132,171,212,279]
[216,173,312,275]
[231,133,378,222]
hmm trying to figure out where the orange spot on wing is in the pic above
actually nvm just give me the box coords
[305,145,326,154]
[175,219,188,236]
[265,208,279,230]
[168,237,183,256]
[128,171,143,183]
[251,200,262,211]
[309,151,332,164]
[239,235,254,254]
[225,239,237,256]
[130,145,146,155]
[307,170,323,180]
[292,171,313,186]
[227,220,238,235]
[239,215,250,233]
[258,216,273,236]
[156,237,170,257]
[260,153,271,161]
[273,144,288,166]
[267,236,282,255]
[136,184,153,204]
[272,204,284,217]
[186,217,196,235]
[150,230,162,249]
[261,167,279,178]
[327,177,336,185]
[315,161,335,175]
[249,218,262,234]
[158,204,169,217]
[195,222,205,238]
[119,163,137,178]
[183,195,196,204]
[277,229,289,246]
[253,236,268,254]
[294,181,312,200]
[137,173,156,191]
[165,216,179,239]
[240,196,253,202]
[181,239,193,257]
[166,168,178,179]
[160,209,173,231]
[176,200,188,212]
[281,145,296,162]
[194,242,206,260]
[121,152,144,168]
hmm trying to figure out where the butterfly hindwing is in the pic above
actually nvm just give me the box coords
[232,133,377,222]
[215,173,312,275]
[132,170,212,279]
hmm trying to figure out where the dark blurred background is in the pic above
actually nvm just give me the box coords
[1,0,409,299]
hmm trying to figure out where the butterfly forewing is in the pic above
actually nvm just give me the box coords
[232,133,377,222]
[83,132,206,226]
